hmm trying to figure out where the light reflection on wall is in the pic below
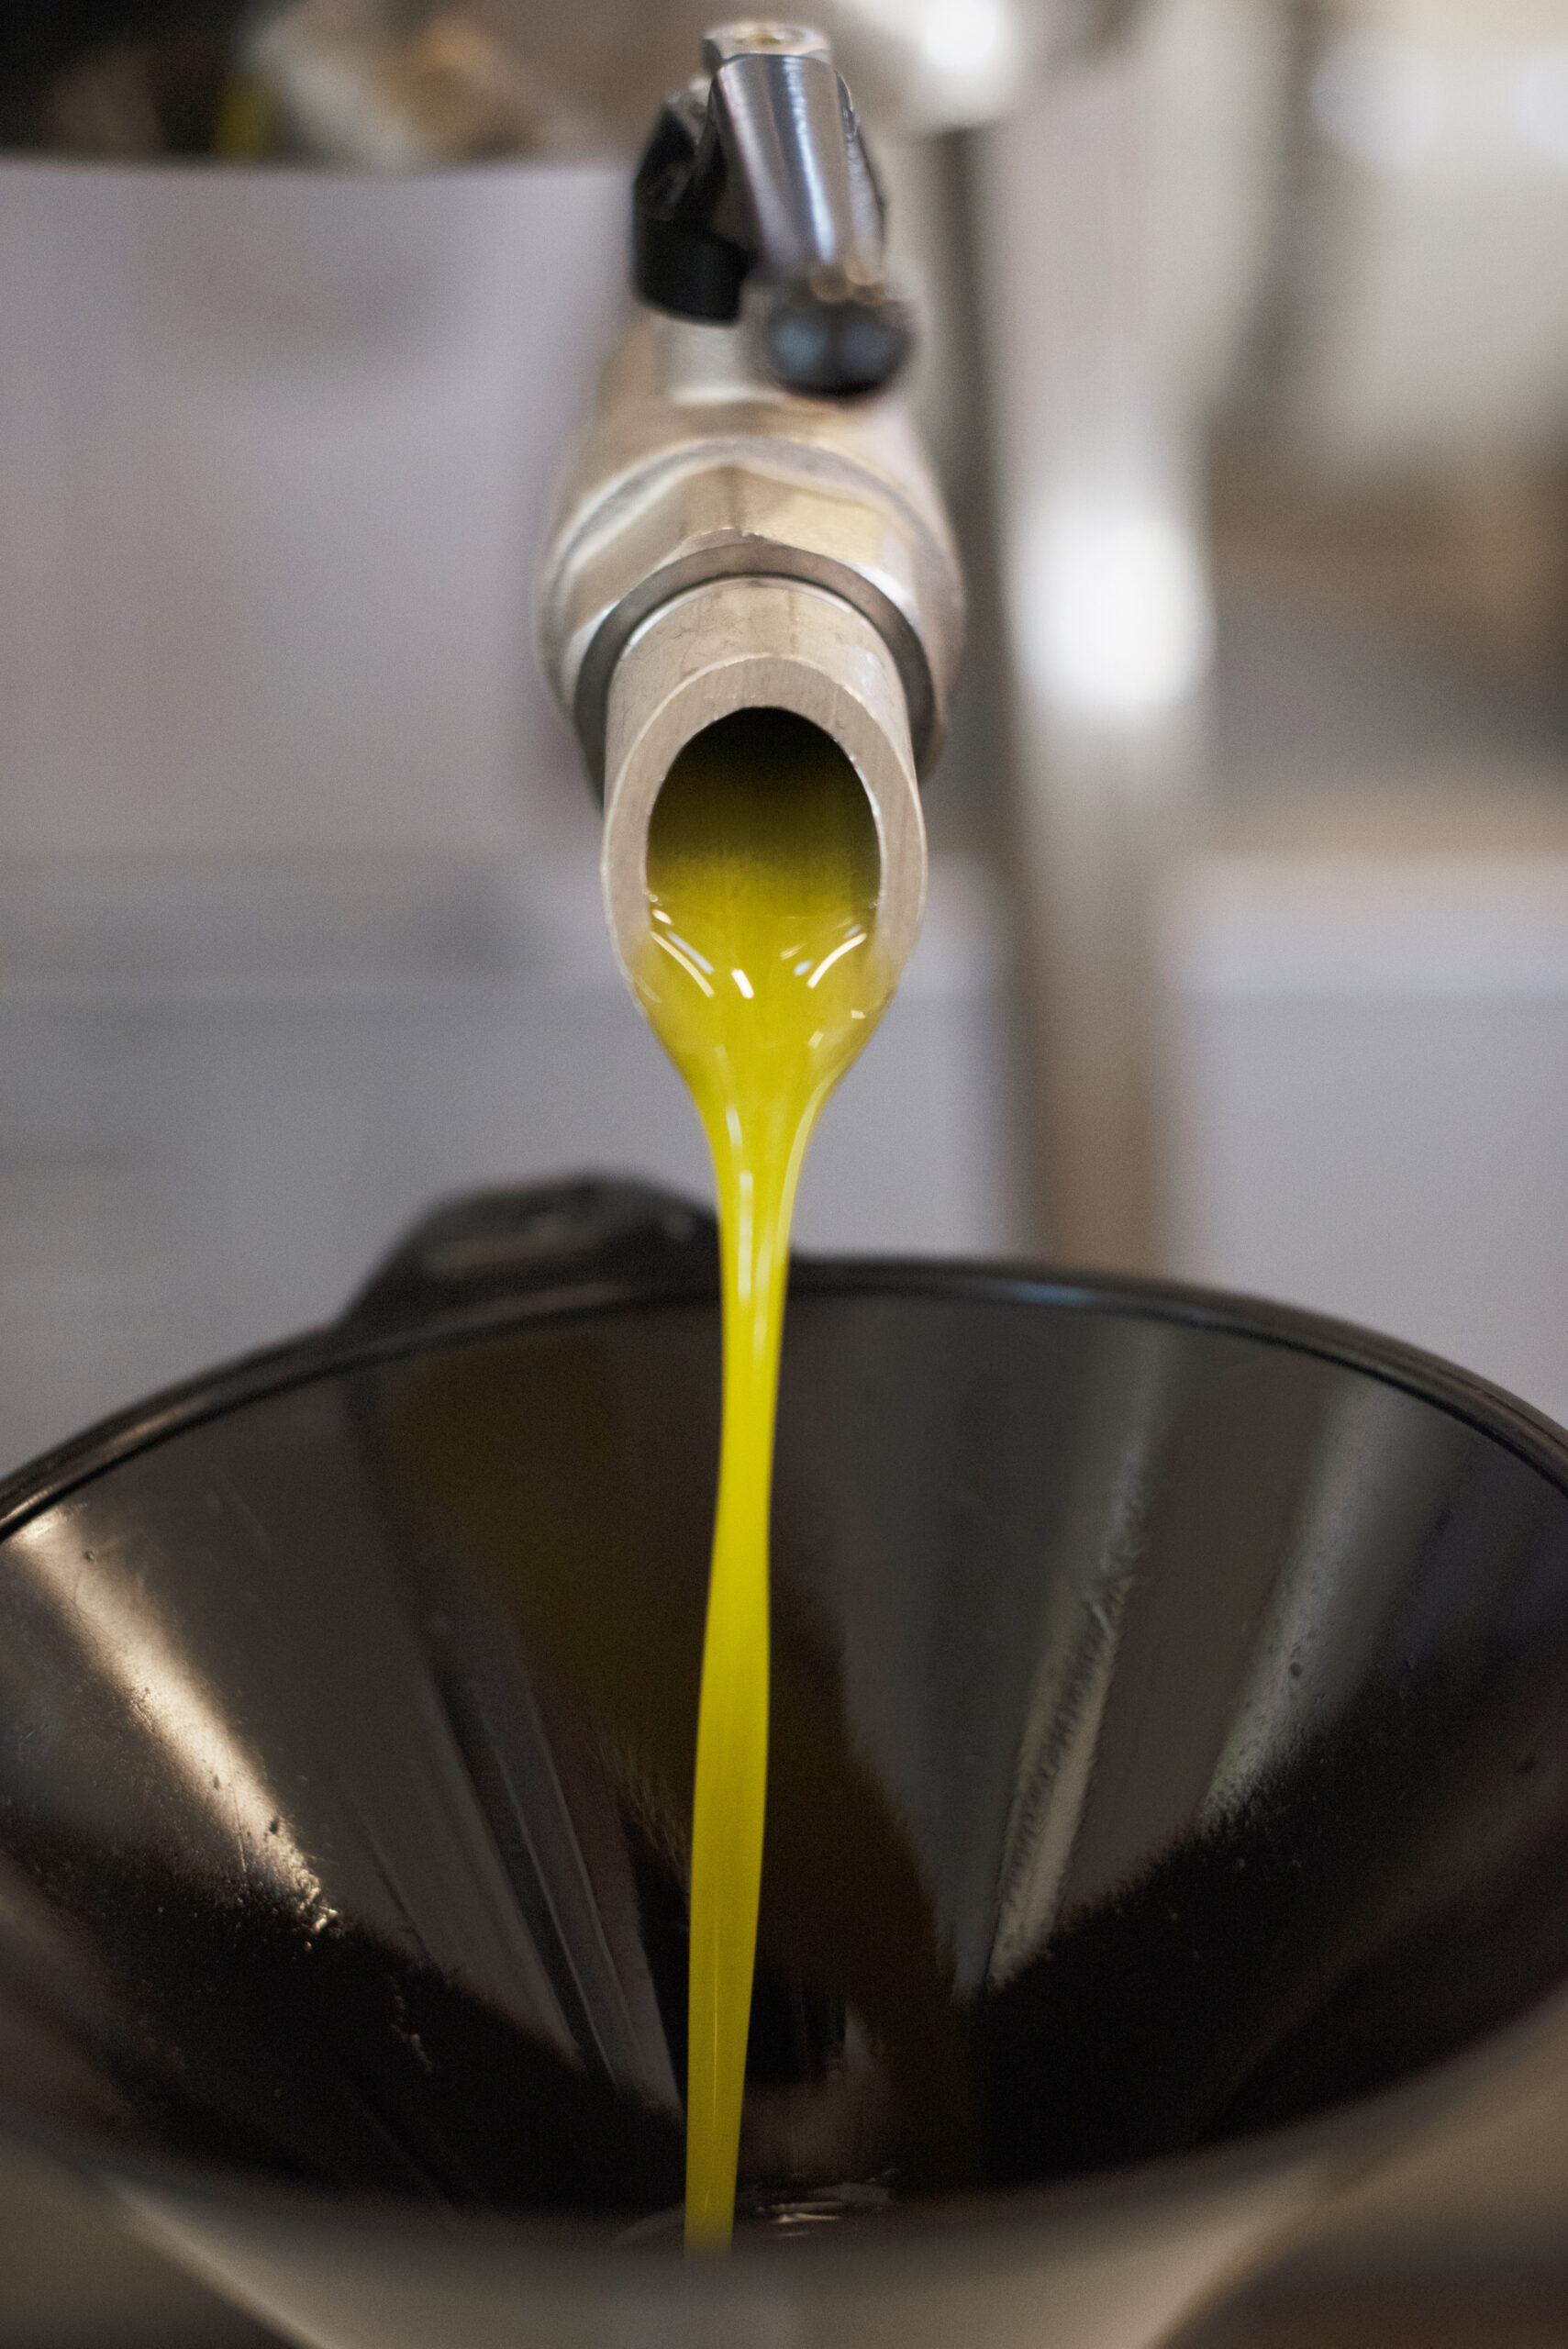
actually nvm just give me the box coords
[846,0,1029,124]
[1314,30,1568,177]
[1014,492,1217,722]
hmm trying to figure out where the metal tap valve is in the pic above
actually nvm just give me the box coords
[538,20,965,995]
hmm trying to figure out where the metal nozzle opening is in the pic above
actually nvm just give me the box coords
[600,575,927,996]
[649,707,876,890]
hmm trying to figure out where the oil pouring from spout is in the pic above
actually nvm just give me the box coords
[602,567,932,2250]
[537,21,964,2247]
[633,704,896,2243]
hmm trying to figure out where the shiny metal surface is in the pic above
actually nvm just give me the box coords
[536,306,964,795]
[3,1175,1568,2347]
[638,26,911,397]
[706,29,869,278]
[538,23,957,970]
[0,2,1149,162]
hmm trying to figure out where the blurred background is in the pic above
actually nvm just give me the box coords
[5,0,1568,2340]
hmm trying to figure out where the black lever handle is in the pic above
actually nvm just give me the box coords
[632,21,911,399]
[342,1176,717,1330]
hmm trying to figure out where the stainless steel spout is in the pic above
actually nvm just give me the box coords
[539,23,964,996]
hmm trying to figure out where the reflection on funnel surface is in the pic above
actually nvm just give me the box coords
[988,1322,1185,1990]
[1200,1381,1460,1831]
[7,1508,327,1922]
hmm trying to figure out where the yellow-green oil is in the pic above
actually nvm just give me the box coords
[631,707,894,2248]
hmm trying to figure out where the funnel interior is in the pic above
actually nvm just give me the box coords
[2,1277,1567,2224]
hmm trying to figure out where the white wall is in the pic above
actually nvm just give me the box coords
[0,161,624,857]
[1160,831,1568,1427]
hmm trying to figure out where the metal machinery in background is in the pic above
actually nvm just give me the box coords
[0,0,1162,1490]
[0,0,1130,1024]
[0,0,1152,1420]
[0,0,1138,157]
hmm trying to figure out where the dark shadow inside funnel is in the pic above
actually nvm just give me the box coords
[1,1280,1568,2226]
[974,1654,1568,2182]
[0,1820,683,2210]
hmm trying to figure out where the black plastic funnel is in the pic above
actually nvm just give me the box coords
[3,1176,1568,2349]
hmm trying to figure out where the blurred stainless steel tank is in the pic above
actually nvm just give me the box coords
[0,3,1141,1295]
[1,1,1143,161]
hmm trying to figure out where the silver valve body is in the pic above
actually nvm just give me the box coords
[538,20,965,996]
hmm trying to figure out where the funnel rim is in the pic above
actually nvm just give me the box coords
[0,1248,1564,1557]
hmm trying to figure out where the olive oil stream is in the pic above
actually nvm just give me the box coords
[631,708,895,2248]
